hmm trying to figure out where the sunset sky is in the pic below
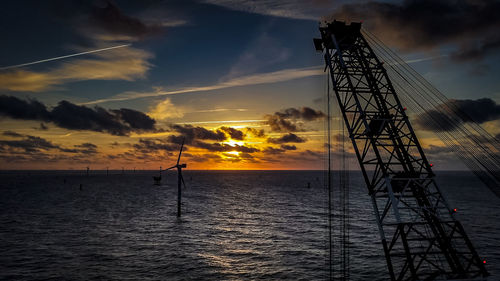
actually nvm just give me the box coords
[1,0,500,170]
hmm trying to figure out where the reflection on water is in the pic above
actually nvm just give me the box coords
[0,170,498,280]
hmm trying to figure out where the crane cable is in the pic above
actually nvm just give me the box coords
[362,29,500,198]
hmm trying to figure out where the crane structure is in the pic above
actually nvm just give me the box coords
[314,21,488,280]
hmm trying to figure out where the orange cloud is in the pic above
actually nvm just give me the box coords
[0,46,152,92]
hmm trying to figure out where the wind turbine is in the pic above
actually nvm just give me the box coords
[166,138,187,217]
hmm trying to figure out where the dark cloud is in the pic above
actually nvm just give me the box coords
[281,144,297,150]
[0,95,157,136]
[265,107,325,132]
[284,149,325,162]
[3,131,23,137]
[76,143,97,149]
[263,146,285,155]
[220,126,245,140]
[0,95,51,121]
[133,138,179,153]
[193,141,259,153]
[0,135,59,153]
[268,133,306,144]
[330,0,500,60]
[245,127,266,138]
[111,108,155,130]
[332,134,349,142]
[60,143,98,154]
[275,107,325,121]
[453,35,500,61]
[265,115,298,132]
[425,144,456,155]
[415,98,500,131]
[89,1,162,39]
[39,123,49,130]
[0,133,98,155]
[171,124,227,143]
[238,152,255,159]
[188,153,223,163]
[167,134,187,145]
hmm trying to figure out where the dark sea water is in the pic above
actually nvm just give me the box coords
[0,170,498,280]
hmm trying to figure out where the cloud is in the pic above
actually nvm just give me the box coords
[0,46,152,92]
[265,115,298,132]
[0,96,51,120]
[170,124,227,143]
[193,141,259,153]
[0,132,98,155]
[133,124,257,155]
[3,131,24,137]
[0,95,156,136]
[169,124,247,143]
[265,106,325,132]
[220,126,245,140]
[424,144,456,156]
[203,0,340,20]
[0,2,164,92]
[276,107,325,121]
[110,108,155,130]
[0,135,58,153]
[60,143,98,154]
[263,146,285,155]
[188,153,223,163]
[37,123,49,130]
[80,66,323,105]
[133,138,179,153]
[87,1,163,41]
[330,0,500,60]
[281,144,297,150]
[268,133,306,144]
[415,98,500,131]
[148,98,185,120]
[245,127,266,138]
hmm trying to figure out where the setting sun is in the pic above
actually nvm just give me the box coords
[224,139,245,147]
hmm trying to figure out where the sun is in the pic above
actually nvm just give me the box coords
[226,151,240,156]
[224,139,244,146]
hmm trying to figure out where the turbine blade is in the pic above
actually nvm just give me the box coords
[177,138,185,165]
[180,173,186,189]
[166,165,177,170]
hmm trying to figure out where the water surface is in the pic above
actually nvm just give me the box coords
[0,170,498,280]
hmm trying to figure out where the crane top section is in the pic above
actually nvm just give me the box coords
[314,20,362,52]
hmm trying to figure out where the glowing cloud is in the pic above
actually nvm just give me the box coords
[147,98,185,120]
[0,46,152,92]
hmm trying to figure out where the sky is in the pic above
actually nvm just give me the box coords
[1,0,500,170]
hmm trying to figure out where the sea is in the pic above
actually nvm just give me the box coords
[0,170,499,280]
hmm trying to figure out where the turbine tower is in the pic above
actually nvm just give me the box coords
[314,21,487,280]
[166,138,187,217]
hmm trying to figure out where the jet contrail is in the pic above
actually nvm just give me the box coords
[0,44,131,71]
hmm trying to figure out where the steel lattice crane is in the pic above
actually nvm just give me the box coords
[314,21,488,280]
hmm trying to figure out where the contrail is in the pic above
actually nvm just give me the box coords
[0,44,131,71]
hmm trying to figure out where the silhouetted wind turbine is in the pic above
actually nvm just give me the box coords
[166,138,187,217]
[153,166,162,185]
